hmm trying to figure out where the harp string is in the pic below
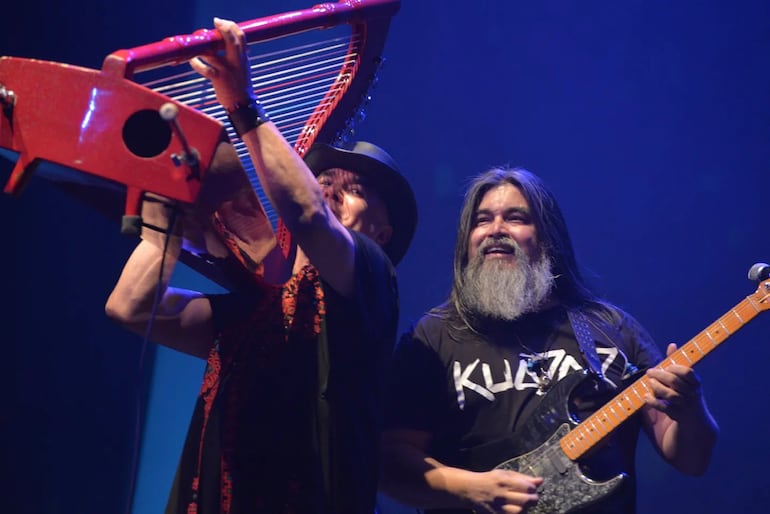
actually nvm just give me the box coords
[133,28,362,229]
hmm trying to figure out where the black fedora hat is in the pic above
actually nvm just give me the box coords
[304,141,417,265]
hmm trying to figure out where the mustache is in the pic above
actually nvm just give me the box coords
[477,235,521,256]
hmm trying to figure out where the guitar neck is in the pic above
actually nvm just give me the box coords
[559,292,765,460]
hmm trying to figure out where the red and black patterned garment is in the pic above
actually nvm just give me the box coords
[166,230,399,514]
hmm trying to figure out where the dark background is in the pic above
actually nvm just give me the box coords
[2,1,769,513]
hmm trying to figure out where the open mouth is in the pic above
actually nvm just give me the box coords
[482,243,516,256]
[482,245,516,257]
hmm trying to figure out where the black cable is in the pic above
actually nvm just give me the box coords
[124,202,180,514]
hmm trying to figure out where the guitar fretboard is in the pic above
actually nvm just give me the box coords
[560,283,769,460]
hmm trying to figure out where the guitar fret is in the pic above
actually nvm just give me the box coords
[717,319,731,336]
[731,308,744,324]
[586,423,600,441]
[746,295,762,313]
[594,410,609,426]
[679,348,693,364]
[690,338,705,357]
[588,419,605,438]
[570,432,588,452]
[576,426,597,445]
[584,426,598,443]
[622,393,637,412]
[595,411,617,436]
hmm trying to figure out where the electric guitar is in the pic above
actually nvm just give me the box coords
[467,274,770,514]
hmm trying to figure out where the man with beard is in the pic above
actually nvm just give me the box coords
[379,167,718,514]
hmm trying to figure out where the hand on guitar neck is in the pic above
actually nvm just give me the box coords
[642,342,718,476]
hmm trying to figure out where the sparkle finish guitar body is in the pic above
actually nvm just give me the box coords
[492,371,625,514]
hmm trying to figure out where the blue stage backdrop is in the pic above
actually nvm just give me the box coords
[2,1,769,513]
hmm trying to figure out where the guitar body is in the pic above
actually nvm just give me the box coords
[432,372,626,514]
[493,371,626,514]
[496,427,625,514]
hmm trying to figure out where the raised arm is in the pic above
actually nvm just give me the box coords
[104,197,215,359]
[189,17,357,297]
[642,342,719,475]
[380,429,542,513]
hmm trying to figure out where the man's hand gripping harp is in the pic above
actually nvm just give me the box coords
[0,0,400,289]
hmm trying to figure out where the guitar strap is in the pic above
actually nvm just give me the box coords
[567,309,606,383]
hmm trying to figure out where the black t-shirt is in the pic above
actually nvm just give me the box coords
[384,305,662,514]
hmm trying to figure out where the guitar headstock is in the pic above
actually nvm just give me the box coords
[750,279,770,311]
[748,263,770,310]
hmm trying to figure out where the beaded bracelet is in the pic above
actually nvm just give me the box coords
[226,98,271,137]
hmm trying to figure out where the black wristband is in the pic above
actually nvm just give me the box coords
[226,99,270,137]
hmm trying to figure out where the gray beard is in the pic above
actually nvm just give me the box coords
[460,250,555,321]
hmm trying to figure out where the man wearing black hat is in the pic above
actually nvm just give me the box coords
[105,18,417,514]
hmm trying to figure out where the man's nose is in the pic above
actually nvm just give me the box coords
[489,217,507,236]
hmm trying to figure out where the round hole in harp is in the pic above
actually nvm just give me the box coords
[122,109,172,158]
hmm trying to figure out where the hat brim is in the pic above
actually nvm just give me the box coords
[304,142,417,265]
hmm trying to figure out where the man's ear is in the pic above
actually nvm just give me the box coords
[373,223,393,247]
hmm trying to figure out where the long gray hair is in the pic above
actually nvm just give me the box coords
[433,166,620,332]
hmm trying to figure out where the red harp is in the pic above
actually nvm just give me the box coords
[0,0,400,289]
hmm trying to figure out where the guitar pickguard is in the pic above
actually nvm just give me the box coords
[496,423,625,514]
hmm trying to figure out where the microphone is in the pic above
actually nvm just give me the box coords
[748,262,770,282]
